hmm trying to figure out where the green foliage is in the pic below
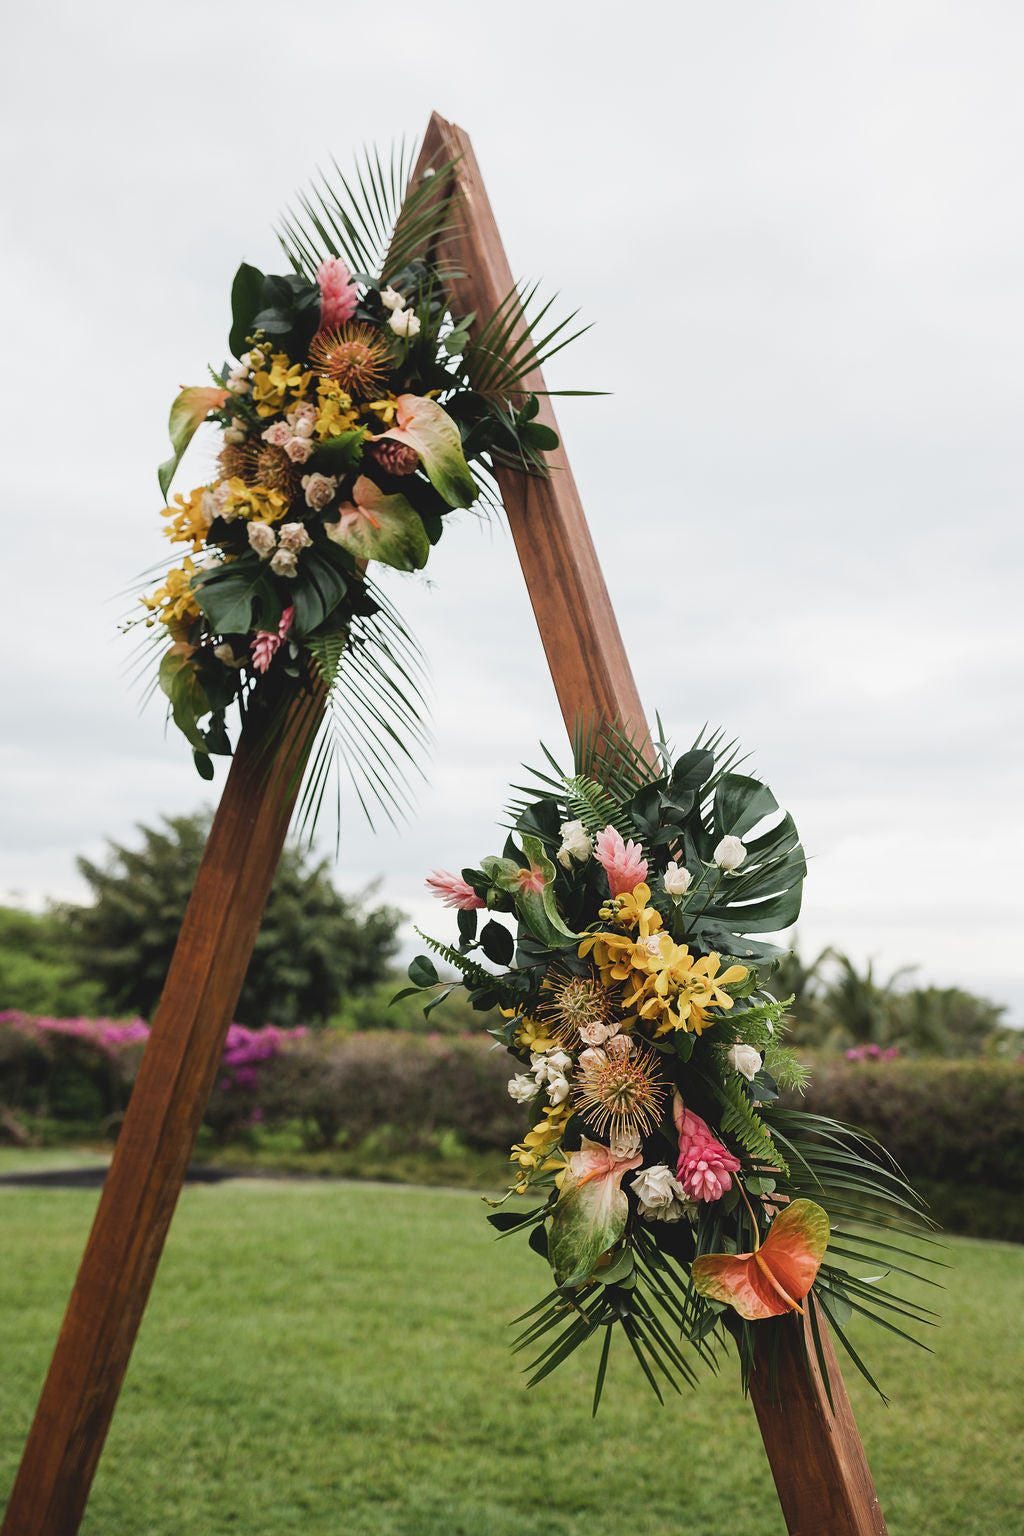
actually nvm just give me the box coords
[63,813,403,1024]
[778,941,1014,1058]
[0,907,104,1016]
[711,1075,788,1172]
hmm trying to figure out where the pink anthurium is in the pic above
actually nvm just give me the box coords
[368,394,477,509]
[158,386,229,498]
[548,1137,644,1288]
[323,474,429,571]
[690,1197,830,1319]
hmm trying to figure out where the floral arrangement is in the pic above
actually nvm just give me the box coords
[405,725,935,1406]
[136,147,577,823]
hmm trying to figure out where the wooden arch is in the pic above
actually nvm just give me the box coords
[2,113,886,1536]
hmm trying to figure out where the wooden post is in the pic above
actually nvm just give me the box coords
[1,688,323,1535]
[411,112,888,1536]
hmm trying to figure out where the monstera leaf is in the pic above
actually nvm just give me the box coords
[548,1138,643,1288]
[691,1199,829,1319]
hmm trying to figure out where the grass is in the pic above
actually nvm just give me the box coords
[1,1180,1022,1535]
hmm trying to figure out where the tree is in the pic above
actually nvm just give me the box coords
[63,813,403,1026]
[0,906,105,1017]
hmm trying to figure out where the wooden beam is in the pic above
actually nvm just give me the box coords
[410,114,648,748]
[1,688,323,1536]
[412,111,888,1536]
[749,1302,887,1536]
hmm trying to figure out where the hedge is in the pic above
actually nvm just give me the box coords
[2,1013,1021,1238]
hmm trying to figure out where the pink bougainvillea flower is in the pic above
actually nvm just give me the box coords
[691,1199,830,1319]
[316,255,358,330]
[425,870,485,910]
[594,825,648,898]
[673,1092,741,1203]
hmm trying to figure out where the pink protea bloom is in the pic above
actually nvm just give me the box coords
[316,256,358,330]
[673,1092,741,1203]
[594,825,648,897]
[425,870,485,910]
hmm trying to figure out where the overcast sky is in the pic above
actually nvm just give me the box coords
[2,1,1021,1022]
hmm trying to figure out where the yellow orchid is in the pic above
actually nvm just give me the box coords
[363,393,400,426]
[512,1015,564,1055]
[161,485,210,551]
[221,479,290,524]
[251,352,313,418]
[314,379,359,439]
[141,557,202,636]
[509,1101,573,1191]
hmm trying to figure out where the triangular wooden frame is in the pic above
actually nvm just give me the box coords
[2,113,888,1536]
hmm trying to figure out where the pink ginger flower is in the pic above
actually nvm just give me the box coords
[594,825,648,897]
[425,870,485,910]
[673,1092,741,1203]
[250,606,295,675]
[316,256,358,330]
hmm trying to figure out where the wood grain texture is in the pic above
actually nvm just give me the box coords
[410,114,648,749]
[1,688,323,1536]
[749,1303,888,1536]
[412,113,887,1536]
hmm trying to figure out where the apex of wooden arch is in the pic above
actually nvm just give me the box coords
[2,111,887,1536]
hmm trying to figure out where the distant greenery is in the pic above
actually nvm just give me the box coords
[0,908,104,1018]
[773,942,1015,1058]
[0,814,404,1027]
[1,1179,1021,1535]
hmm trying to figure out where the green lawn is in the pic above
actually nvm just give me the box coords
[1,1179,1021,1535]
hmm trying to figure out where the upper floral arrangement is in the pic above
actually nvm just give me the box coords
[404,723,936,1407]
[137,146,580,824]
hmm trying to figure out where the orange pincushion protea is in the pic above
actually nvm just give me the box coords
[308,324,392,398]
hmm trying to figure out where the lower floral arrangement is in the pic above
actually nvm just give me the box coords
[404,723,937,1408]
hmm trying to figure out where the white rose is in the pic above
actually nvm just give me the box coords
[228,362,249,381]
[631,1164,692,1222]
[292,417,314,439]
[714,835,746,871]
[227,378,250,395]
[508,1073,539,1104]
[578,1047,607,1072]
[284,436,314,464]
[261,421,292,448]
[546,1075,570,1106]
[388,307,420,338]
[579,1020,614,1046]
[247,521,277,558]
[301,472,338,511]
[269,548,299,578]
[727,1043,762,1082]
[380,286,406,311]
[223,424,247,445]
[286,402,316,430]
[663,861,692,896]
[605,1033,633,1059]
[277,522,313,553]
[557,819,592,870]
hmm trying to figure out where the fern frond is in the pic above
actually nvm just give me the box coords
[710,1075,788,1172]
[562,774,634,842]
[728,994,794,1048]
[413,929,510,994]
[763,1043,811,1093]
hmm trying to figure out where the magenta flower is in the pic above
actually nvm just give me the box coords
[673,1094,741,1203]
[316,256,358,330]
[594,825,648,897]
[425,870,485,910]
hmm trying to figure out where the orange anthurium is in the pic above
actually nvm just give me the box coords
[690,1198,829,1319]
[158,386,230,498]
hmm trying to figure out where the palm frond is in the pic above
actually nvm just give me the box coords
[278,140,465,286]
[460,280,591,398]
